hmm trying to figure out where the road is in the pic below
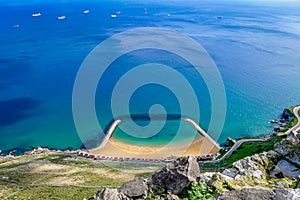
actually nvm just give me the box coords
[202,137,268,164]
[202,105,300,164]
[286,105,300,133]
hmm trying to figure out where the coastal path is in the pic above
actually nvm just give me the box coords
[202,137,269,164]
[286,105,300,134]
[202,105,300,164]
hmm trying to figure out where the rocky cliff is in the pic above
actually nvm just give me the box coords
[90,132,300,200]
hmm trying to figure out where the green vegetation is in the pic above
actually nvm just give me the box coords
[0,181,101,200]
[200,135,283,172]
[281,106,299,132]
[179,181,223,200]
[48,154,71,163]
[290,180,300,189]
[0,154,162,200]
[144,181,223,200]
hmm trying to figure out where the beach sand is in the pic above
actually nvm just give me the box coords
[91,137,219,158]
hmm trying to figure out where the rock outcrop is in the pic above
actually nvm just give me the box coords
[90,131,300,200]
[215,150,286,190]
[90,156,199,200]
[148,156,200,194]
[215,188,300,200]
[118,178,148,198]
[275,132,300,167]
[270,159,300,178]
[90,188,122,200]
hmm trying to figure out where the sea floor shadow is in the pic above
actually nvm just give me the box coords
[0,97,40,128]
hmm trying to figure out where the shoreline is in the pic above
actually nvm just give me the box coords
[2,105,299,159]
[91,136,219,159]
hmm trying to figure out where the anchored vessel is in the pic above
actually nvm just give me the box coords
[57,16,66,20]
[32,13,42,17]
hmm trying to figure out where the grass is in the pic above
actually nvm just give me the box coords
[48,155,71,163]
[280,106,299,132]
[0,181,101,200]
[0,154,162,199]
[179,181,222,200]
[286,111,298,129]
[199,135,283,172]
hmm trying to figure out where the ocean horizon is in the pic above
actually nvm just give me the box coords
[1,0,300,154]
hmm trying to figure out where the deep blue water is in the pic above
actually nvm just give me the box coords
[1,0,300,152]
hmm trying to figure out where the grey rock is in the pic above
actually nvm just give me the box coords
[154,194,180,200]
[89,188,122,200]
[275,139,293,156]
[216,188,274,200]
[149,156,200,194]
[222,168,237,179]
[215,188,300,200]
[225,150,281,180]
[200,172,217,183]
[275,188,300,200]
[118,177,147,198]
[275,137,300,167]
[289,151,300,167]
[288,131,300,143]
[271,159,300,179]
[231,156,264,179]
[252,170,263,179]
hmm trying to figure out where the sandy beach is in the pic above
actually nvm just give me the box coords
[91,137,219,158]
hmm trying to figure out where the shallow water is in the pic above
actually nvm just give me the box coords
[0,0,300,152]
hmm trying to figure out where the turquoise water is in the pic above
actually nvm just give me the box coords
[112,118,200,147]
[1,0,300,153]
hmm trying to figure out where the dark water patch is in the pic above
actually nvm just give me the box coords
[223,38,277,55]
[18,54,34,61]
[0,147,28,156]
[0,57,31,88]
[101,118,118,136]
[218,24,300,38]
[0,97,40,127]
[18,38,40,44]
[84,136,102,149]
[119,114,182,121]
[0,57,31,75]
[168,18,199,25]
[0,85,7,90]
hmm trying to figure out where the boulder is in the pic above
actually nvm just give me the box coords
[199,172,217,183]
[89,188,122,200]
[287,150,300,167]
[270,159,300,179]
[154,194,180,200]
[222,168,238,179]
[287,131,300,143]
[231,156,265,179]
[148,156,201,194]
[275,188,300,200]
[118,178,148,199]
[209,172,233,190]
[223,150,281,180]
[275,137,300,167]
[216,188,300,200]
[216,188,275,200]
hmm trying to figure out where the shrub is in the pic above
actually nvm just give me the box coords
[180,180,222,200]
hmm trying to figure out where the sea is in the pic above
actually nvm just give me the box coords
[1,0,300,154]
